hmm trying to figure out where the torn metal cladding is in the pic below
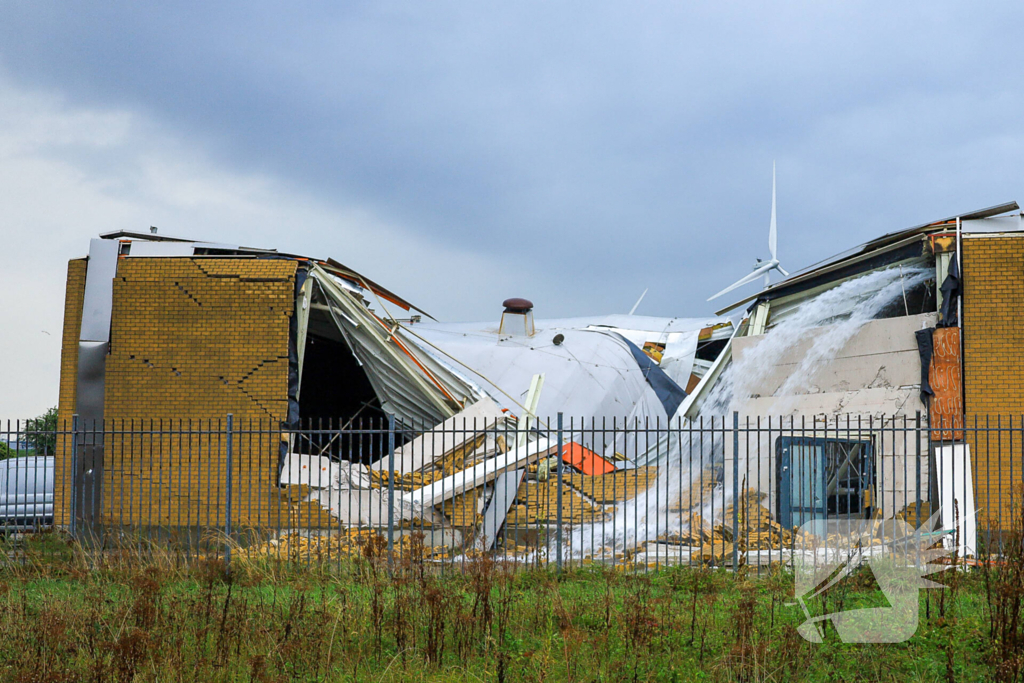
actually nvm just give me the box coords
[706,203,1020,418]
[305,264,475,426]
[73,237,120,524]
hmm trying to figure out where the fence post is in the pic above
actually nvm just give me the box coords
[915,411,922,531]
[556,412,564,572]
[732,411,740,572]
[387,413,396,561]
[70,414,79,540]
[225,414,233,569]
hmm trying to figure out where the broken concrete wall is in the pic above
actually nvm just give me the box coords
[724,313,936,520]
[732,313,936,404]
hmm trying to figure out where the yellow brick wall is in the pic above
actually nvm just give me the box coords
[55,256,311,529]
[55,259,88,526]
[104,257,296,420]
[101,257,298,528]
[963,235,1024,526]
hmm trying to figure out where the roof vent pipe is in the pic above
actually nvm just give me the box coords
[499,298,535,338]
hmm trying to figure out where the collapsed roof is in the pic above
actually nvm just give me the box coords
[96,230,734,457]
[301,261,733,454]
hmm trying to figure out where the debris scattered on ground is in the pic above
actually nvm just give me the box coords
[247,529,453,563]
[885,500,934,528]
[563,467,659,504]
[636,488,813,565]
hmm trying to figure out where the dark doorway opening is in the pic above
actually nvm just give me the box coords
[296,316,384,462]
[299,332,378,428]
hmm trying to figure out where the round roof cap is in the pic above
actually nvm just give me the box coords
[502,297,534,313]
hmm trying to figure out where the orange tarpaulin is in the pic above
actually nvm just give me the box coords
[561,442,616,476]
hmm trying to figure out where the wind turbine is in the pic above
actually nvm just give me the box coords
[707,162,790,302]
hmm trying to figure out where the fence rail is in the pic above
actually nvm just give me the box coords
[1,413,1019,572]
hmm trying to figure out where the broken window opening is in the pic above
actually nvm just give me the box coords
[695,338,728,363]
[776,436,876,529]
[875,274,937,320]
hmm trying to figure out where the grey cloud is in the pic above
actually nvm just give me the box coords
[1,1,1023,321]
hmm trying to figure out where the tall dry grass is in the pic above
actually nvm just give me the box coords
[0,526,1007,682]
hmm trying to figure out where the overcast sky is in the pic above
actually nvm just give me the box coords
[2,2,1023,417]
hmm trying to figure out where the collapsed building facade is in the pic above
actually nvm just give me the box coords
[54,229,729,549]
[53,200,1024,562]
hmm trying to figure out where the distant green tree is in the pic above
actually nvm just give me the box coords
[25,406,58,455]
[0,441,13,459]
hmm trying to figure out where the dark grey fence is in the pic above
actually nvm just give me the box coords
[0,413,1017,572]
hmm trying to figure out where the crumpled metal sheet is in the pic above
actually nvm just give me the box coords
[308,265,478,427]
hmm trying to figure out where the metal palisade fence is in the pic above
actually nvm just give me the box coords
[0,413,1017,572]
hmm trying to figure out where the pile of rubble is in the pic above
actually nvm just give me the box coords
[277,395,660,560]
[247,529,453,564]
[885,500,934,528]
[631,488,813,567]
[628,487,945,568]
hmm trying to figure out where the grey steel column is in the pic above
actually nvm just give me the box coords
[732,411,740,572]
[387,413,396,559]
[225,414,233,568]
[915,411,922,530]
[556,413,564,572]
[75,238,120,525]
[70,414,79,539]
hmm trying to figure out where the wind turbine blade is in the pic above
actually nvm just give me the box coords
[768,161,777,261]
[776,264,790,277]
[628,288,648,315]
[707,262,774,301]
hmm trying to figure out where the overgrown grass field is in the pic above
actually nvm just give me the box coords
[1,530,1019,683]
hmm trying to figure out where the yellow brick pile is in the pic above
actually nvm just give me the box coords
[883,500,934,528]
[509,480,607,524]
[419,433,500,477]
[367,433,506,492]
[649,488,812,564]
[438,489,484,528]
[726,488,808,550]
[368,469,435,492]
[247,529,449,563]
[563,467,659,504]
[668,465,725,513]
